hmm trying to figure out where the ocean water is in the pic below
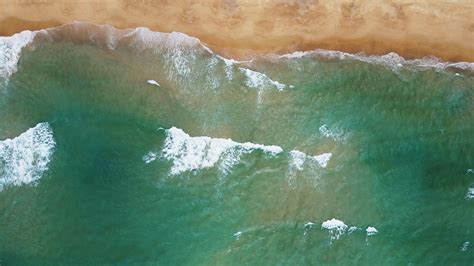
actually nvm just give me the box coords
[0,23,473,265]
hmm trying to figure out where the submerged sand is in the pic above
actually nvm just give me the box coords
[0,0,473,62]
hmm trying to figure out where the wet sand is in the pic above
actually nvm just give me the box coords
[1,0,473,62]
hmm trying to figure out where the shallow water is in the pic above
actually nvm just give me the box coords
[0,24,473,265]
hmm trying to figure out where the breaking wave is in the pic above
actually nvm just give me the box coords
[144,127,332,176]
[0,30,37,87]
[0,122,56,191]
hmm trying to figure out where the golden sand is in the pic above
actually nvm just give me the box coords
[1,0,473,62]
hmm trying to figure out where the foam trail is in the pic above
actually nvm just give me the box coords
[277,49,474,72]
[239,67,288,91]
[206,57,220,89]
[0,122,56,191]
[218,57,250,80]
[0,30,36,86]
[122,27,203,83]
[143,152,158,164]
[319,124,345,142]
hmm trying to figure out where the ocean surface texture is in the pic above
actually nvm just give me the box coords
[0,23,473,265]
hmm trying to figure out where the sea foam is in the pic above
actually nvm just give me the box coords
[461,241,470,252]
[277,49,474,72]
[302,218,378,243]
[3,21,472,91]
[366,226,378,236]
[319,124,345,142]
[145,127,332,176]
[239,67,288,91]
[58,22,473,73]
[466,188,474,199]
[321,218,348,241]
[321,219,379,244]
[0,122,56,191]
[289,150,332,170]
[122,27,202,83]
[159,127,283,176]
[0,30,36,86]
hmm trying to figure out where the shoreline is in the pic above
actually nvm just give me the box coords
[2,22,474,79]
[1,1,473,62]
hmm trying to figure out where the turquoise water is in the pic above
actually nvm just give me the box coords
[0,23,473,265]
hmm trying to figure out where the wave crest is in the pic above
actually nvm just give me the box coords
[145,127,332,178]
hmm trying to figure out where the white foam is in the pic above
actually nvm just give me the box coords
[223,58,235,80]
[289,150,307,171]
[147,80,160,87]
[0,122,55,191]
[467,169,474,174]
[143,151,158,164]
[319,124,345,142]
[4,22,471,88]
[233,231,242,240]
[289,150,332,171]
[310,153,332,168]
[160,127,283,175]
[366,226,378,236]
[123,28,200,82]
[322,218,347,230]
[348,226,358,234]
[147,127,332,177]
[279,51,311,59]
[215,55,252,81]
[3,21,470,99]
[287,150,332,187]
[321,218,348,241]
[206,57,219,89]
[466,188,474,199]
[88,23,474,73]
[123,27,201,49]
[239,67,288,91]
[303,221,315,235]
[0,30,36,85]
[304,221,315,228]
[278,49,474,72]
[461,241,470,252]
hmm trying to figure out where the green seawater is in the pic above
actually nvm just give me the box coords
[0,25,473,265]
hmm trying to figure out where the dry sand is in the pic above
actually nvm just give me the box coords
[0,0,473,62]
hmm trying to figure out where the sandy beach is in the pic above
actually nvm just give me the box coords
[1,0,473,62]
